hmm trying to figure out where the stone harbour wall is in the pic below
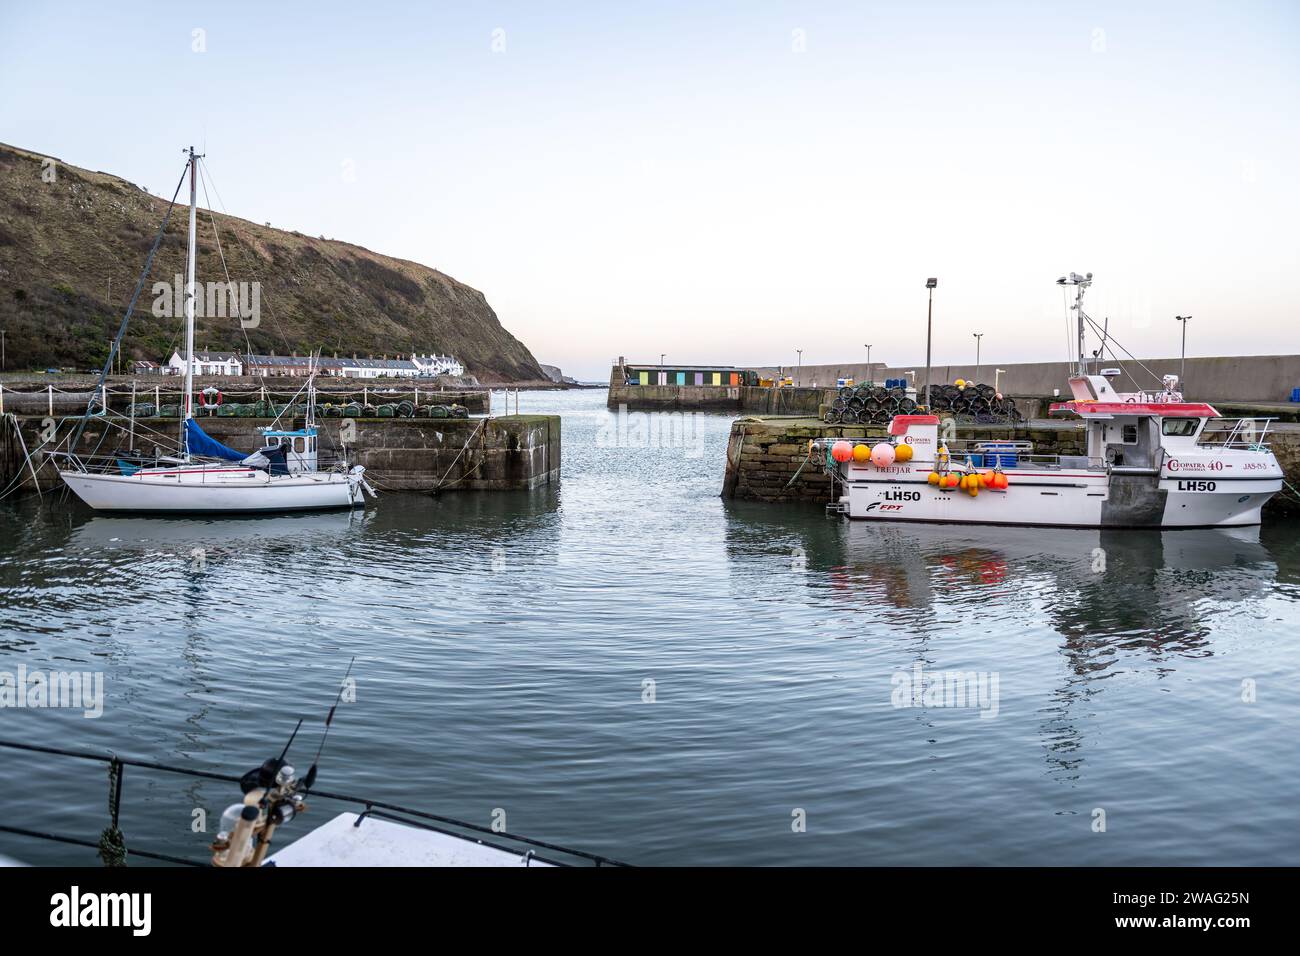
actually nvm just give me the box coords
[0,413,559,498]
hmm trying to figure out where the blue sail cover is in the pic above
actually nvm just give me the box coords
[184,419,245,461]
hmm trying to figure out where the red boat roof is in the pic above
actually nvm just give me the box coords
[1049,401,1219,418]
[888,414,940,435]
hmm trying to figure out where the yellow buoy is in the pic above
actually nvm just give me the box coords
[895,443,914,463]
[927,470,941,485]
[852,443,872,463]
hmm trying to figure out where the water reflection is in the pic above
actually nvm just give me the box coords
[822,522,1275,647]
[732,517,1279,784]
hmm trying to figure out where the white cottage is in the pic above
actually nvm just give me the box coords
[411,353,465,377]
[166,350,244,376]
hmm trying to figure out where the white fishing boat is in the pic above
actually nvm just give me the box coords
[56,147,374,513]
[822,273,1283,528]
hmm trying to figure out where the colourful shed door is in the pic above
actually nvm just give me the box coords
[694,372,704,385]
[638,371,649,385]
[712,372,722,385]
[657,371,668,385]
[729,372,739,386]
[676,371,686,385]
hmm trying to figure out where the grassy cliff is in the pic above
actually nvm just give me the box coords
[0,143,545,382]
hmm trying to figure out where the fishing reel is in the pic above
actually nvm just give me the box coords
[212,658,354,868]
[211,756,310,867]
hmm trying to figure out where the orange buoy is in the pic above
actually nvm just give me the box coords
[894,443,914,463]
[831,440,853,462]
[852,443,872,463]
[927,470,940,485]
[968,483,979,497]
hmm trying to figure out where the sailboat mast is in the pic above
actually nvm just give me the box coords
[181,146,199,448]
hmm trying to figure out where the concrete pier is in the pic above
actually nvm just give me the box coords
[0,413,559,499]
[722,415,1300,518]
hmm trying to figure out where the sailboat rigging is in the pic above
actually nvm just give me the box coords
[56,147,374,513]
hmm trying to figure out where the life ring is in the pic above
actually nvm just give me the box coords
[199,387,223,407]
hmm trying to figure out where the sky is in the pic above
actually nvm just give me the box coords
[2,1,1298,381]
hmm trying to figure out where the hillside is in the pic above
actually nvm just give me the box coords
[0,143,545,382]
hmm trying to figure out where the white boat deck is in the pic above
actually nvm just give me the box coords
[264,812,556,867]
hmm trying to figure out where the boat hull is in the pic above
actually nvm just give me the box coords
[841,472,1280,528]
[59,468,362,513]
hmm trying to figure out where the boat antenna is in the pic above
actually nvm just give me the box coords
[1055,271,1093,377]
[301,655,356,792]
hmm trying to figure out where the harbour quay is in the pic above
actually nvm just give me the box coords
[0,376,490,417]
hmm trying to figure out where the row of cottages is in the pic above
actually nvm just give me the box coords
[164,351,464,378]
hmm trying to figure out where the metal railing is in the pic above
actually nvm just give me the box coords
[0,738,627,867]
[1196,417,1275,450]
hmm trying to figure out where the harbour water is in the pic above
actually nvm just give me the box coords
[1,388,1298,865]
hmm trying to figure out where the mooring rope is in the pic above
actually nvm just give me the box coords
[96,757,127,867]
[431,417,487,493]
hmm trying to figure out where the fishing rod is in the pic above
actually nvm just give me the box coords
[212,658,357,867]
[302,656,356,794]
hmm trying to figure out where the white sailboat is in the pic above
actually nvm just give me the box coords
[57,147,373,513]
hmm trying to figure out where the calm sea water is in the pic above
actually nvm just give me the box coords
[1,388,1298,866]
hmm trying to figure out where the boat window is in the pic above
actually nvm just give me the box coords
[294,437,305,453]
[1121,424,1138,444]
[1162,418,1198,437]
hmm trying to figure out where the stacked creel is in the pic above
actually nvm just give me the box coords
[119,400,470,420]
[822,383,918,425]
[824,381,1024,425]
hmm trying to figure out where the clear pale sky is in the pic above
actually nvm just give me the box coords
[2,1,1297,380]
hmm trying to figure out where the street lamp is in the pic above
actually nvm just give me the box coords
[924,278,937,410]
[796,349,803,387]
[1174,316,1191,387]
[864,343,872,383]
[973,333,983,385]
